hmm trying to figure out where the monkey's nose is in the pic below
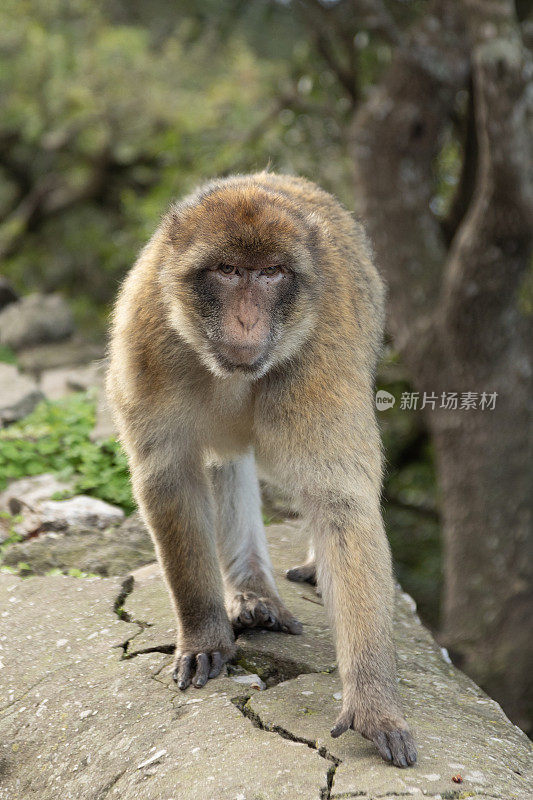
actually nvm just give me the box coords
[237,314,259,333]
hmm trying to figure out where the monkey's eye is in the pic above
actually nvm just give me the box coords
[218,263,236,275]
[260,265,282,277]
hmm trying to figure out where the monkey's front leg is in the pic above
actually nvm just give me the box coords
[132,459,236,689]
[312,496,417,768]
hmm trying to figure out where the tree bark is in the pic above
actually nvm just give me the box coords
[351,0,533,731]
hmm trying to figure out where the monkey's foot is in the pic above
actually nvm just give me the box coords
[331,708,417,768]
[173,647,233,690]
[173,619,236,690]
[228,591,303,635]
[286,561,317,586]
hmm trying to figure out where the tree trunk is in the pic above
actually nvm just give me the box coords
[351,0,533,731]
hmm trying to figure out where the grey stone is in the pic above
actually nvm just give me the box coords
[2,511,154,576]
[0,573,331,800]
[247,604,533,799]
[0,573,136,712]
[39,361,103,401]
[0,292,74,351]
[0,473,74,542]
[231,673,266,690]
[0,479,123,541]
[38,495,125,531]
[0,522,530,800]
[17,339,105,375]
[0,363,44,426]
[0,474,73,516]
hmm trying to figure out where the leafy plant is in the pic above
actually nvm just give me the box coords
[0,392,135,513]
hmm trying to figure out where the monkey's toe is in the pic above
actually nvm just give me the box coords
[286,562,317,585]
[173,650,227,689]
[229,591,303,635]
[331,711,417,768]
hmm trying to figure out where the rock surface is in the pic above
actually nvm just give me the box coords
[39,361,103,401]
[0,292,74,351]
[0,363,44,426]
[16,339,104,375]
[0,473,124,542]
[0,474,73,516]
[2,511,154,576]
[0,473,74,542]
[0,522,531,800]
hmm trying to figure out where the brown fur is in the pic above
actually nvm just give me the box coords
[107,171,416,767]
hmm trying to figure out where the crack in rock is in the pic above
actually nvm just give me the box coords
[112,575,155,658]
[232,693,340,799]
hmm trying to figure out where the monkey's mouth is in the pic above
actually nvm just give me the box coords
[212,344,268,375]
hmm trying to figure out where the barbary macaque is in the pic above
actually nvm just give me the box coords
[107,172,417,767]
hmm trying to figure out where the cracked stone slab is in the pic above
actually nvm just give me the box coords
[246,594,532,800]
[0,648,328,800]
[1,523,531,800]
[125,522,337,678]
[0,574,137,712]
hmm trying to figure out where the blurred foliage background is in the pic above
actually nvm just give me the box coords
[0,0,447,626]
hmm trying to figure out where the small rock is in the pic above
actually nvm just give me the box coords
[0,474,73,516]
[0,484,123,542]
[0,293,74,352]
[137,749,167,769]
[40,362,103,401]
[2,511,154,576]
[17,340,105,375]
[38,496,125,532]
[0,277,18,311]
[231,673,266,690]
[0,364,44,426]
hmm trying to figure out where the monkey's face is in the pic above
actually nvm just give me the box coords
[191,259,297,376]
[161,186,321,379]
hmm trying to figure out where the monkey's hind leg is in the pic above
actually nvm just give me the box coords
[211,452,303,635]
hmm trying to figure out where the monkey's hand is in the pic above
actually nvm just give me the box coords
[173,616,236,690]
[228,591,303,635]
[331,701,417,768]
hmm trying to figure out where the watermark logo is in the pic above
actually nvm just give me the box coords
[375,390,396,411]
[375,390,498,411]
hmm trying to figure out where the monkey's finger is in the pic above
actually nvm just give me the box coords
[174,653,194,690]
[330,711,352,738]
[209,651,224,678]
[372,731,393,764]
[192,652,210,687]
